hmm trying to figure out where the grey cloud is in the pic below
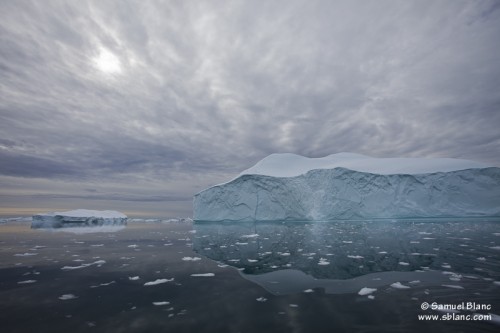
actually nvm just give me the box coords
[1,0,499,217]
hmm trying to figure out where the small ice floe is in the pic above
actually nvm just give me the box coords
[279,252,291,256]
[241,234,259,238]
[217,264,228,268]
[256,297,267,302]
[59,294,78,300]
[318,258,330,265]
[489,246,500,250]
[153,301,170,306]
[347,255,364,259]
[390,282,410,289]
[289,304,299,308]
[342,241,353,244]
[61,260,106,270]
[477,257,486,261]
[441,264,452,269]
[128,244,139,248]
[235,242,248,245]
[409,280,421,284]
[492,281,500,286]
[398,262,410,266]
[90,281,115,288]
[164,243,173,246]
[442,284,464,289]
[358,287,377,296]
[378,251,388,254]
[367,295,375,300]
[17,280,37,284]
[303,289,314,293]
[14,253,38,257]
[448,274,462,282]
[128,276,140,281]
[144,278,174,286]
[247,259,258,263]
[190,273,215,277]
[182,257,201,261]
[90,244,104,247]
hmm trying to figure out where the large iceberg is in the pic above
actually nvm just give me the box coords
[32,209,127,228]
[193,153,500,221]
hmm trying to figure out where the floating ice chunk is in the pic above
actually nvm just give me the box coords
[493,281,500,286]
[303,289,314,293]
[90,281,115,288]
[59,294,78,300]
[61,260,106,270]
[318,258,330,265]
[256,297,267,302]
[153,301,170,306]
[378,251,388,254]
[442,284,464,289]
[235,242,248,245]
[289,304,299,308]
[241,234,259,238]
[128,276,140,281]
[128,244,139,248]
[347,255,364,259]
[358,287,377,296]
[399,262,410,266]
[391,282,410,289]
[367,295,375,300]
[490,246,500,251]
[409,280,421,284]
[17,280,37,284]
[191,273,215,277]
[248,259,258,263]
[182,257,201,261]
[477,257,486,261]
[144,278,174,286]
[14,253,38,257]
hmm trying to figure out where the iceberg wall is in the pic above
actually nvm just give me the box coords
[193,154,500,221]
[32,209,128,228]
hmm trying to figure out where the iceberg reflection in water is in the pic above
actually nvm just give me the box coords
[193,219,500,295]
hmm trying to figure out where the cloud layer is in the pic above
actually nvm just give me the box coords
[1,0,499,217]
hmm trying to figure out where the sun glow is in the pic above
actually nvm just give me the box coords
[93,48,122,74]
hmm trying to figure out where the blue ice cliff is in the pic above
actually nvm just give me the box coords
[193,153,500,221]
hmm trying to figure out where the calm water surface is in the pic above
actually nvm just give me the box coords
[1,219,499,332]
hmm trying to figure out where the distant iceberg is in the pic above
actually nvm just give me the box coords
[193,153,500,221]
[32,209,127,228]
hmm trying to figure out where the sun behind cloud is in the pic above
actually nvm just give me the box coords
[93,47,122,74]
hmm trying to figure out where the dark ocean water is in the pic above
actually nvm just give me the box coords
[0,219,499,333]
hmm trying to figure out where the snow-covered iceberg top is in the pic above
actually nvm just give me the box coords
[194,153,500,221]
[239,152,490,177]
[32,209,127,228]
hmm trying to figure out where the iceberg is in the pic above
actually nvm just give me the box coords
[31,209,127,228]
[193,153,500,221]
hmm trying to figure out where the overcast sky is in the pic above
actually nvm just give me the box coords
[1,0,499,217]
